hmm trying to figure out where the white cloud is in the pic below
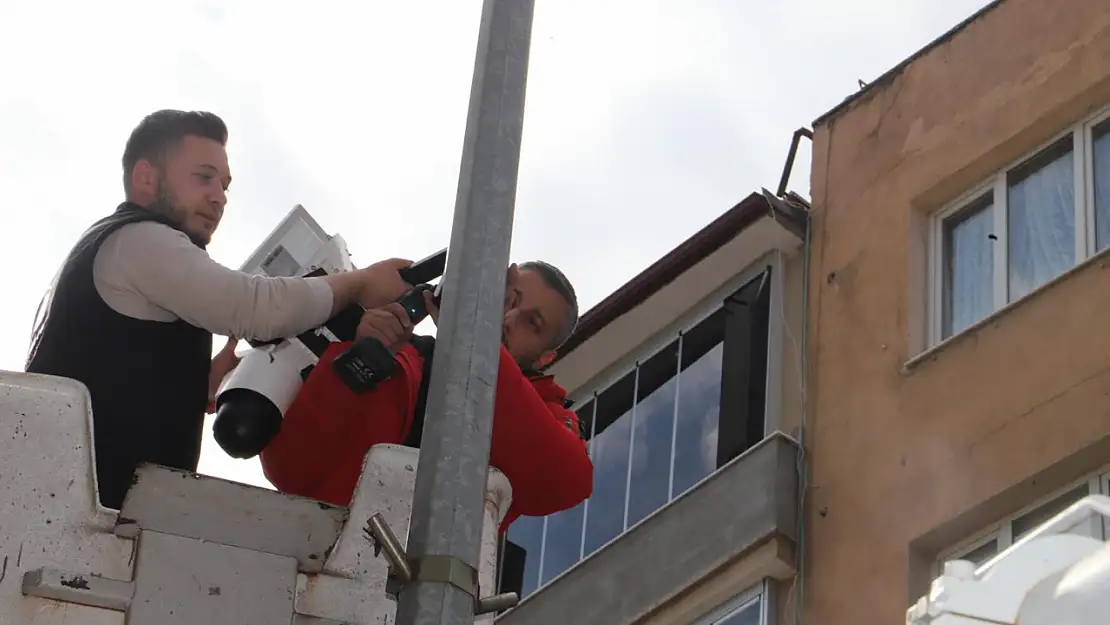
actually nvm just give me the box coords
[0,0,993,488]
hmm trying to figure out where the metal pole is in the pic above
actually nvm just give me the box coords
[394,0,534,624]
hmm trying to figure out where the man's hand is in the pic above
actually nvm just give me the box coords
[423,290,441,324]
[357,258,415,309]
[207,336,241,414]
[356,303,414,353]
[421,262,517,324]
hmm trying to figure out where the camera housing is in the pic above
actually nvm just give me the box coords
[212,206,361,459]
[211,206,448,459]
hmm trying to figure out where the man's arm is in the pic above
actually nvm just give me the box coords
[260,341,421,498]
[260,341,367,496]
[488,345,594,517]
[262,304,418,496]
[94,221,404,341]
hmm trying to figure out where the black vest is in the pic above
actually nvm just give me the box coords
[26,203,213,510]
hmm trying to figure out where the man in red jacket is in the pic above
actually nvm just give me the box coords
[260,261,593,534]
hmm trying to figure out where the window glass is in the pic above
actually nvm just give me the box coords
[627,341,680,527]
[539,501,584,584]
[942,481,1100,575]
[673,311,725,497]
[530,399,594,590]
[1093,120,1110,251]
[1007,138,1076,301]
[953,537,999,568]
[1012,483,1090,541]
[713,596,763,625]
[504,515,543,597]
[583,373,635,556]
[942,196,995,338]
[717,272,771,465]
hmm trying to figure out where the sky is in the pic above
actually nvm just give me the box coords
[0,0,992,489]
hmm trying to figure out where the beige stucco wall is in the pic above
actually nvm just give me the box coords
[635,539,796,625]
[806,0,1110,623]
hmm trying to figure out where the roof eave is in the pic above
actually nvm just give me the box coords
[553,191,785,362]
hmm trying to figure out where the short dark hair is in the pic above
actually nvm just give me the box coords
[518,260,579,350]
[122,110,228,193]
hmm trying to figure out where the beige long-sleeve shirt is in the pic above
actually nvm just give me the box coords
[92,221,335,341]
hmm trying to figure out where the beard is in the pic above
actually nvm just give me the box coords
[147,178,187,225]
[147,177,211,245]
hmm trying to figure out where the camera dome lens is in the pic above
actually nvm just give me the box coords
[213,388,283,459]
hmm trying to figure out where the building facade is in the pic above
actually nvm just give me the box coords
[494,191,809,625]
[805,0,1110,622]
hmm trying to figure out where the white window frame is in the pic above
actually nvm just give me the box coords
[927,103,1110,347]
[944,529,1004,569]
[937,468,1109,574]
[528,252,789,594]
[692,580,773,625]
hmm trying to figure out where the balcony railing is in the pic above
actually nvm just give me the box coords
[496,431,800,625]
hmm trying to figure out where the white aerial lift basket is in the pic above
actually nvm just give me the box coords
[908,492,1110,625]
[0,369,512,624]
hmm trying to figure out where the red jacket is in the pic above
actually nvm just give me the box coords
[260,340,593,534]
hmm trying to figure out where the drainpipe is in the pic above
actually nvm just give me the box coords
[767,124,814,625]
[792,199,811,625]
[776,127,814,198]
[759,185,812,625]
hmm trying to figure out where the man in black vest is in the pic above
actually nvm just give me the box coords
[26,109,415,510]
